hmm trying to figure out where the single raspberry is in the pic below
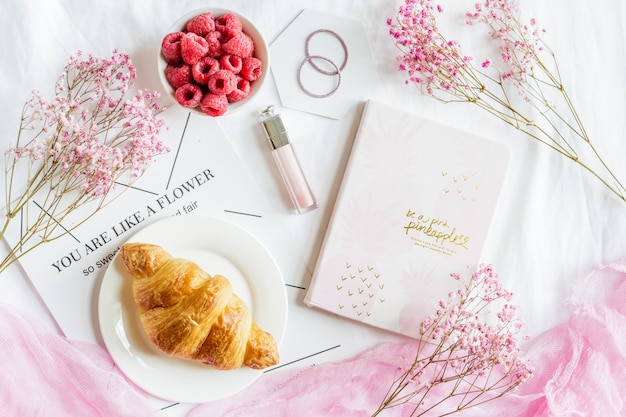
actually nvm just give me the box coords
[180,32,209,65]
[192,57,220,85]
[161,32,184,64]
[219,27,235,43]
[240,57,263,81]
[219,54,242,74]
[165,64,193,89]
[226,76,250,103]
[186,12,215,37]
[215,13,243,34]
[207,69,237,95]
[221,29,254,58]
[175,83,203,108]
[205,31,223,58]
[200,93,228,117]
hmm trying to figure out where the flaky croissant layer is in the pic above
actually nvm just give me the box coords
[119,242,279,370]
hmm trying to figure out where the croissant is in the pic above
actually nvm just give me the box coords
[118,242,279,370]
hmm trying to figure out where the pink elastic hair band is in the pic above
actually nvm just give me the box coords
[305,29,348,75]
[297,28,348,98]
[297,55,341,98]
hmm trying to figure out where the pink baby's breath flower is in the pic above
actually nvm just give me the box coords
[374,264,533,416]
[1,50,169,275]
[387,0,626,205]
[387,0,474,96]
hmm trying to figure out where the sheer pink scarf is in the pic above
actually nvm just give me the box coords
[189,261,626,416]
[0,305,153,416]
[2,260,625,416]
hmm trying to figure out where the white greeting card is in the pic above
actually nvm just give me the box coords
[2,105,297,343]
[270,9,378,119]
[304,100,510,337]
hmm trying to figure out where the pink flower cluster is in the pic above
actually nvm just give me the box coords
[466,0,546,84]
[12,50,168,197]
[0,50,169,275]
[387,0,547,95]
[387,0,474,95]
[375,264,533,415]
[387,0,626,205]
[422,265,532,381]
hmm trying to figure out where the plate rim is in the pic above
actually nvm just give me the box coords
[97,214,288,403]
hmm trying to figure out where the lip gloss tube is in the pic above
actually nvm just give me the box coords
[259,105,318,214]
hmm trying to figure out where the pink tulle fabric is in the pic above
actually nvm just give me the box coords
[189,261,626,416]
[2,261,626,416]
[0,305,153,417]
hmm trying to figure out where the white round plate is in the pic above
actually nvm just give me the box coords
[97,215,288,403]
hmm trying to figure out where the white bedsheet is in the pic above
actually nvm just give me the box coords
[1,0,625,414]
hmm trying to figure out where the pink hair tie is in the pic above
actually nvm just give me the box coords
[304,29,348,75]
[297,55,341,98]
[297,28,348,98]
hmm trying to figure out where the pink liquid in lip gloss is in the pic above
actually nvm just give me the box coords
[260,105,318,214]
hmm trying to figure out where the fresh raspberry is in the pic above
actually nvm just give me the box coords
[221,29,254,58]
[200,93,228,117]
[215,13,243,34]
[226,76,250,103]
[180,32,209,65]
[161,12,264,116]
[219,27,235,43]
[205,31,223,58]
[161,32,184,64]
[192,57,220,85]
[175,83,203,108]
[165,64,193,89]
[207,69,237,95]
[186,12,215,37]
[240,57,263,81]
[219,54,242,74]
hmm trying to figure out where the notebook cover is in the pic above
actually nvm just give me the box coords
[304,100,510,337]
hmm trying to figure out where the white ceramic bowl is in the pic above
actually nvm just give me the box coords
[157,8,270,116]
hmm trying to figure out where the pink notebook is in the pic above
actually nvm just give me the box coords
[304,100,510,337]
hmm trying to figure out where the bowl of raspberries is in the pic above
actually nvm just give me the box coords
[159,8,268,117]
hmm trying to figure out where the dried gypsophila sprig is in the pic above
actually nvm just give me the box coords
[387,0,626,204]
[1,50,169,275]
[372,264,533,416]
